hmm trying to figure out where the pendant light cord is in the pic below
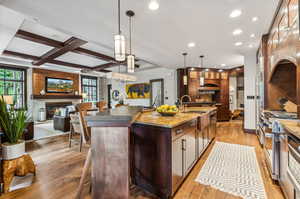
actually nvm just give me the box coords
[129,15,132,54]
[118,0,121,34]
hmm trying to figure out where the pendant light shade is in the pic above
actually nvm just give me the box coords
[126,10,135,73]
[127,54,135,73]
[114,0,126,62]
[199,55,205,86]
[114,34,126,61]
[183,53,188,86]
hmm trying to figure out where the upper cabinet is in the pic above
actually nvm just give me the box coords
[259,0,300,113]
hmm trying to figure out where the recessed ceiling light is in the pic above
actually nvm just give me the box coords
[148,0,159,10]
[230,9,242,18]
[235,42,243,46]
[248,44,254,48]
[205,68,209,72]
[188,42,196,48]
[218,69,224,72]
[250,34,255,38]
[252,17,258,22]
[233,29,243,36]
[221,64,226,67]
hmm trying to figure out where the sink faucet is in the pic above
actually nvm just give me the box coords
[180,95,192,112]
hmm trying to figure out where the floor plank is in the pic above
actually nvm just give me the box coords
[0,121,284,199]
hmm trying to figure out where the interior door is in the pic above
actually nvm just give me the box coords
[107,84,112,109]
[150,79,164,107]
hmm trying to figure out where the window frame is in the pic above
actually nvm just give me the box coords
[81,75,98,102]
[0,64,27,109]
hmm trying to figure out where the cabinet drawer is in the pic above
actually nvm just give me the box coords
[172,125,185,140]
[172,120,196,140]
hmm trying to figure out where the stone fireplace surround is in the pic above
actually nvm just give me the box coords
[31,99,81,121]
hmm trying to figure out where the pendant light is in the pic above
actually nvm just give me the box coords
[183,53,188,86]
[126,10,135,73]
[114,0,126,61]
[199,55,205,86]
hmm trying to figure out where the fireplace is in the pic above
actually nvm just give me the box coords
[45,102,73,120]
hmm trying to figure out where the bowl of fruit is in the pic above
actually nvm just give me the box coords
[156,105,179,117]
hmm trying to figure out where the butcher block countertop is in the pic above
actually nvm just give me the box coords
[134,107,217,128]
[280,120,300,139]
[134,112,200,128]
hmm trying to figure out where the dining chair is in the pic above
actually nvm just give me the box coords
[96,101,107,112]
[69,113,84,152]
[75,102,93,199]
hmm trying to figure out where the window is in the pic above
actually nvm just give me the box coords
[0,66,26,108]
[81,75,98,102]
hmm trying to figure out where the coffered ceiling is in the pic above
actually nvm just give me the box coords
[1,0,279,69]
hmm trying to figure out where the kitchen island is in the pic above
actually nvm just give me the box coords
[85,106,216,199]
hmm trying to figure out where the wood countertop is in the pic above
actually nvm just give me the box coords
[280,120,300,139]
[134,112,200,128]
[134,107,216,128]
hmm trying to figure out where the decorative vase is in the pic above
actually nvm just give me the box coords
[40,89,46,95]
[2,140,25,160]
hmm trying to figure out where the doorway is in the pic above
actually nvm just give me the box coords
[107,84,112,109]
[150,79,164,107]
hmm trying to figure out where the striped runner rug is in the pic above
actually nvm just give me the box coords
[195,142,267,199]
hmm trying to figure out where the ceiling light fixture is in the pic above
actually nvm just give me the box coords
[248,44,254,48]
[188,42,196,48]
[199,55,205,86]
[126,10,135,73]
[252,17,258,22]
[250,33,255,38]
[183,53,188,86]
[148,0,159,10]
[221,64,226,67]
[235,42,243,46]
[114,0,126,61]
[230,9,242,18]
[233,29,243,36]
[218,69,224,73]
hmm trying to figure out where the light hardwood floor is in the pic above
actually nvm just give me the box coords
[0,121,284,199]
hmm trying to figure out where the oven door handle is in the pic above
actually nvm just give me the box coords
[288,144,300,163]
[287,168,300,193]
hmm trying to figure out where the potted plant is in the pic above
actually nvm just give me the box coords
[0,96,28,160]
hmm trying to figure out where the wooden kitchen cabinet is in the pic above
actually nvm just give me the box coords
[132,113,216,199]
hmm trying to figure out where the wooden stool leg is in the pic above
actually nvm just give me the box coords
[69,125,74,148]
[79,134,83,152]
[75,148,91,199]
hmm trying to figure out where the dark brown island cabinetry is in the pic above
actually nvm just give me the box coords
[132,111,217,198]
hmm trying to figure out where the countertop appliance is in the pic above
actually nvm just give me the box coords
[259,110,298,181]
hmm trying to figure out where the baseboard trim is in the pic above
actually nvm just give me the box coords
[244,128,256,134]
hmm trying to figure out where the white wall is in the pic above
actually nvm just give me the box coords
[229,77,237,111]
[244,51,257,130]
[0,5,24,54]
[109,67,177,107]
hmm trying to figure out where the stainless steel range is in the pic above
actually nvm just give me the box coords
[259,111,298,181]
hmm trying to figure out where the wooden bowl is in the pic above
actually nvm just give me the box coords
[157,111,177,117]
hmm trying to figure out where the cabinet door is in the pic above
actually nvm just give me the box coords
[197,130,204,157]
[184,130,197,174]
[203,127,209,148]
[172,137,184,190]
